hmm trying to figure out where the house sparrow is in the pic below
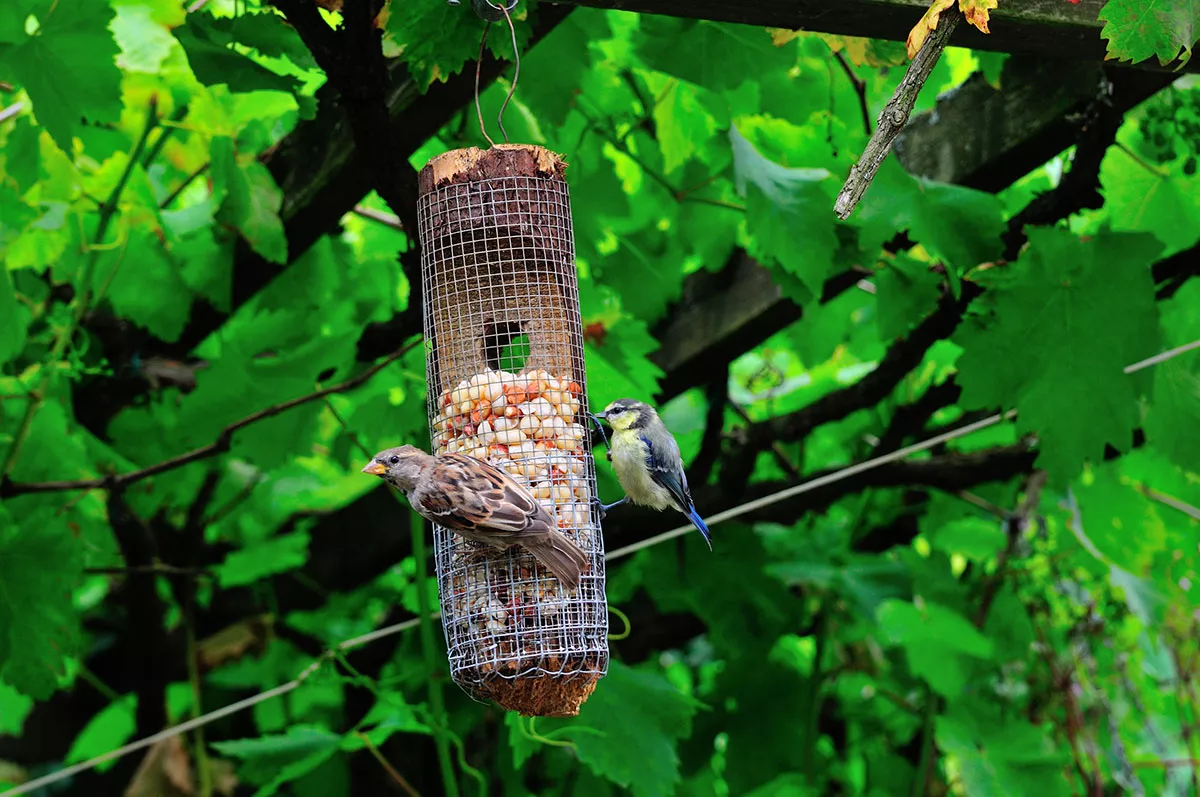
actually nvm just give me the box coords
[592,399,712,549]
[362,445,588,590]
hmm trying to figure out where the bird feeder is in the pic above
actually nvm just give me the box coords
[416,144,608,716]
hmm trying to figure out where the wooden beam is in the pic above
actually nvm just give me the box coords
[894,59,1176,191]
[545,0,1199,73]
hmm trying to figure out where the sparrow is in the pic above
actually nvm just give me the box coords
[362,445,588,590]
[592,398,712,549]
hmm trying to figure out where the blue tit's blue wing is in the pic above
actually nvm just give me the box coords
[641,434,712,548]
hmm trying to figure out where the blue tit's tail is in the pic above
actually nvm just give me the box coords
[685,506,712,550]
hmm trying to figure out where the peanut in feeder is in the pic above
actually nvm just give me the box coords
[416,143,609,717]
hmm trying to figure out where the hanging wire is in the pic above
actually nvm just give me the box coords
[472,0,521,147]
[5,336,1200,797]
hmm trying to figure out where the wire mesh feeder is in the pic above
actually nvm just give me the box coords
[416,144,608,717]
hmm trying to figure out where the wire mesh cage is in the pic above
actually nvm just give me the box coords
[416,144,609,717]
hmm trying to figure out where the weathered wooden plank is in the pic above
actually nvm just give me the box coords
[544,0,1199,73]
[894,58,1176,190]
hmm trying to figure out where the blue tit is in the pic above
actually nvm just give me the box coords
[363,445,588,590]
[592,399,712,549]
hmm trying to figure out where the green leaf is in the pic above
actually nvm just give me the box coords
[564,662,700,797]
[856,157,1006,271]
[211,135,287,264]
[875,598,994,698]
[102,227,193,342]
[2,116,40,193]
[1074,462,1168,576]
[0,678,33,736]
[730,124,836,293]
[584,312,665,408]
[875,252,942,341]
[0,507,84,699]
[174,12,302,95]
[954,228,1162,482]
[929,516,1008,562]
[216,530,311,588]
[1100,144,1200,256]
[635,18,794,93]
[1098,0,1200,67]
[654,80,721,175]
[65,693,136,772]
[936,710,1072,797]
[111,0,183,73]
[0,267,28,367]
[212,725,342,795]
[1144,348,1200,471]
[0,0,123,153]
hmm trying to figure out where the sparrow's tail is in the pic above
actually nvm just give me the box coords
[686,506,712,550]
[523,531,588,591]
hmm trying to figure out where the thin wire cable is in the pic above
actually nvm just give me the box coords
[494,0,520,144]
[473,20,496,147]
[1124,338,1200,373]
[4,338,1197,796]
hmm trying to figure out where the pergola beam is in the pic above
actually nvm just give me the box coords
[545,0,1199,73]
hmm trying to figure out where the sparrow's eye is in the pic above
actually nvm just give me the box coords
[388,455,400,465]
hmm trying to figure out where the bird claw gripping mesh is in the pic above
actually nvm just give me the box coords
[417,145,609,717]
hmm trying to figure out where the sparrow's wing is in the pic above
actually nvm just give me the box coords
[420,453,551,538]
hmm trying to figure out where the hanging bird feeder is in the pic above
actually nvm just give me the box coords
[417,144,609,716]
[415,0,610,715]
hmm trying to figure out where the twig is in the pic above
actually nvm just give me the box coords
[1140,486,1200,521]
[0,101,22,125]
[832,51,872,136]
[160,161,209,209]
[356,732,422,797]
[85,564,213,577]
[0,97,161,479]
[0,339,421,497]
[407,509,460,797]
[727,399,801,481]
[834,9,961,219]
[352,204,405,232]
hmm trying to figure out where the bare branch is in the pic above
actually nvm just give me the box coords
[834,9,961,219]
[0,340,421,497]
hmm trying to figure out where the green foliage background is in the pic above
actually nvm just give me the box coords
[0,0,1199,795]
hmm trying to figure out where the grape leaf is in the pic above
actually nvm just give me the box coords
[212,725,342,795]
[1100,144,1200,256]
[101,227,193,343]
[875,598,994,698]
[936,709,1072,797]
[65,694,136,772]
[111,0,182,73]
[635,17,794,93]
[730,124,837,294]
[0,267,27,367]
[216,530,311,588]
[1074,461,1168,575]
[875,252,942,341]
[211,135,287,264]
[954,228,1162,483]
[2,116,40,193]
[1098,0,1200,67]
[0,0,123,153]
[906,0,955,58]
[0,507,84,699]
[174,12,302,95]
[856,157,1005,272]
[565,662,700,797]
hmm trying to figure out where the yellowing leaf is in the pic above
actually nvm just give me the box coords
[906,0,955,58]
[906,0,997,59]
[960,0,998,35]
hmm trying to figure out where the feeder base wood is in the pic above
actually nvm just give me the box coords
[419,144,567,191]
[474,671,601,718]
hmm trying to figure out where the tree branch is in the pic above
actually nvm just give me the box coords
[834,8,961,219]
[0,340,421,497]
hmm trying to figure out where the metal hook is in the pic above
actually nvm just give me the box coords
[470,0,521,148]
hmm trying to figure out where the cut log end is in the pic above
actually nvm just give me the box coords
[419,144,568,194]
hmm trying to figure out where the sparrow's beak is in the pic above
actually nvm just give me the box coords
[362,461,387,476]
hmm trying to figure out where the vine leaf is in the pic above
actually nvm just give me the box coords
[730,124,837,295]
[1098,0,1200,67]
[906,0,997,58]
[0,0,123,153]
[954,228,1163,483]
[0,507,84,700]
[210,135,288,265]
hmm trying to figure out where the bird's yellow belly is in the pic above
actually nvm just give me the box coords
[611,437,673,510]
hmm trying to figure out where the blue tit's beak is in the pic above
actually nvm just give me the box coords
[362,460,387,476]
[591,410,608,421]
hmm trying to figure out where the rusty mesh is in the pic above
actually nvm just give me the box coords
[416,146,608,716]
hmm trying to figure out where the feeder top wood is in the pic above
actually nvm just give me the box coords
[418,144,568,193]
